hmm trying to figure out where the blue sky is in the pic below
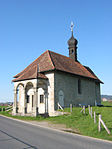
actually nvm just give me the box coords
[0,0,112,102]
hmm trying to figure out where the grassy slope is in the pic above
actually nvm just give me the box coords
[0,102,112,141]
[47,101,112,141]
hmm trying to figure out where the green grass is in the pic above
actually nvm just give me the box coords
[46,102,112,141]
[0,101,112,141]
[0,111,44,121]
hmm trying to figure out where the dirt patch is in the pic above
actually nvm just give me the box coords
[27,120,77,133]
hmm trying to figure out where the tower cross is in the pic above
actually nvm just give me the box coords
[71,21,74,32]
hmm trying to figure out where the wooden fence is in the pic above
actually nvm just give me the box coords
[0,105,13,112]
[80,105,111,134]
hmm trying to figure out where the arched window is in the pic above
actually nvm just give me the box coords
[40,95,44,103]
[78,79,81,94]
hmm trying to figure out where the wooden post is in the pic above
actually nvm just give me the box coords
[98,115,110,134]
[91,107,92,118]
[88,105,90,115]
[58,102,64,111]
[98,115,101,132]
[83,106,85,114]
[58,102,59,110]
[100,118,110,134]
[80,108,83,113]
[80,106,85,114]
[2,108,3,112]
[70,104,72,112]
[94,111,96,123]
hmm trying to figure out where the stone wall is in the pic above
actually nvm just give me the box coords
[95,82,101,104]
[54,71,101,110]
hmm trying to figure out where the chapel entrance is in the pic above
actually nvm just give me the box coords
[16,83,24,113]
[25,82,34,114]
[58,90,64,108]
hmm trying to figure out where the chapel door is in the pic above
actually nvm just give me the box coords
[58,90,64,108]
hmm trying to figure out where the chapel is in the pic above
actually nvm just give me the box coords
[12,25,102,116]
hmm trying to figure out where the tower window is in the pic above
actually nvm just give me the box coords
[78,79,81,94]
[40,95,44,103]
[72,49,74,54]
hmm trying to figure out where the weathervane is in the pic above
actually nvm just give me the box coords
[71,21,74,32]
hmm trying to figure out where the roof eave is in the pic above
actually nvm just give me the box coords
[40,69,103,83]
[12,77,48,82]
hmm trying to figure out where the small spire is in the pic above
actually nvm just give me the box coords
[68,21,78,61]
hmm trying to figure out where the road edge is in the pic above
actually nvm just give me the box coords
[0,114,112,144]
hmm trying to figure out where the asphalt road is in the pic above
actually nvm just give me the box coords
[0,116,112,149]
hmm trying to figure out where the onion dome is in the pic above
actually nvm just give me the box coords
[68,32,78,48]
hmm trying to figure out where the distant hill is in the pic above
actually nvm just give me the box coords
[101,95,112,100]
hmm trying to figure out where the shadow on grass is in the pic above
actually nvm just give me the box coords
[103,106,112,107]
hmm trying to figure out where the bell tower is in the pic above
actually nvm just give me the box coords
[68,22,78,61]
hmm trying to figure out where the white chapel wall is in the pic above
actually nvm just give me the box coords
[38,88,45,114]
[45,72,55,116]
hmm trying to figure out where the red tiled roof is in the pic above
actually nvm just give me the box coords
[13,50,102,83]
[12,65,48,82]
